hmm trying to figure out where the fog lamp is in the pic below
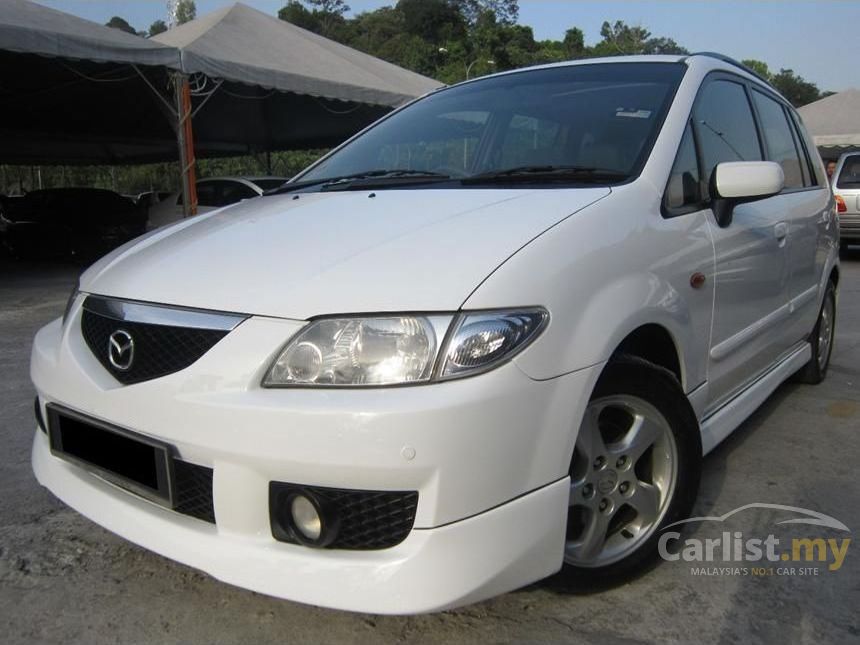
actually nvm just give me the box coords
[290,494,322,541]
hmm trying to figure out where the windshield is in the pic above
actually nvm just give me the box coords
[297,62,685,189]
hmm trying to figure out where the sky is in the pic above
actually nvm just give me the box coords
[37,0,860,92]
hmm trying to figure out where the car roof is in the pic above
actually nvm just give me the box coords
[443,53,781,102]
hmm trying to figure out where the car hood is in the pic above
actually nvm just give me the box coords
[81,188,609,320]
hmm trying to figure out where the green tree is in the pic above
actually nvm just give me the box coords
[456,0,518,25]
[278,1,321,31]
[771,68,822,107]
[278,0,349,38]
[592,20,651,55]
[741,58,772,80]
[105,16,137,35]
[174,0,196,25]
[641,36,687,55]
[398,0,466,43]
[562,27,585,58]
[308,0,350,13]
[148,20,168,37]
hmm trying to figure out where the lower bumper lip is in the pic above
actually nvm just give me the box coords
[33,429,569,614]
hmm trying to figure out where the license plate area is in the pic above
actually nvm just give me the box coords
[46,404,174,507]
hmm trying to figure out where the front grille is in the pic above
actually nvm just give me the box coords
[270,482,418,550]
[173,460,215,524]
[80,298,233,385]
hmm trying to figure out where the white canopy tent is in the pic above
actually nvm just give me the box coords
[0,0,442,214]
[798,89,860,159]
[153,2,441,108]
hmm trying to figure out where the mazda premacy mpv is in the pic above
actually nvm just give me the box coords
[31,53,839,614]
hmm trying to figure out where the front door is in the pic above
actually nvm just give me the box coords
[693,76,794,411]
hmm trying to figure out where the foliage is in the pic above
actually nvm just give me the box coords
[174,0,196,25]
[148,20,168,37]
[742,59,825,106]
[278,0,350,38]
[771,68,825,107]
[0,151,328,196]
[105,16,137,35]
[276,4,697,83]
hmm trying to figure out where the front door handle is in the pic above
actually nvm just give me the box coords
[774,222,788,246]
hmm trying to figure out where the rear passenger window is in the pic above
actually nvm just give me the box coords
[789,110,821,186]
[664,122,702,215]
[751,90,805,189]
[693,80,762,197]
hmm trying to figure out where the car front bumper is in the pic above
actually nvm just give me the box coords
[30,306,603,613]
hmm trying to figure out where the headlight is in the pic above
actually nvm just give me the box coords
[439,309,548,379]
[263,316,450,387]
[263,308,548,388]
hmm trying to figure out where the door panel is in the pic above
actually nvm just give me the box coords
[706,201,792,410]
[784,189,831,343]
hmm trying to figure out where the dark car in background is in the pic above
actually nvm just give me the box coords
[0,188,145,262]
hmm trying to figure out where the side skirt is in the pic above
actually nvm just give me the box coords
[700,342,811,455]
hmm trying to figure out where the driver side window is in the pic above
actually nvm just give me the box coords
[693,79,763,199]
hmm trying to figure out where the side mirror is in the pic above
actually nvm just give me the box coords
[710,161,784,227]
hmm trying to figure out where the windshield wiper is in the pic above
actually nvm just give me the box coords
[320,169,452,191]
[462,165,629,185]
[265,169,452,195]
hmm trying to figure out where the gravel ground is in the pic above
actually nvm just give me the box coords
[1,253,858,645]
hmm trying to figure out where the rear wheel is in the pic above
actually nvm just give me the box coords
[557,356,701,589]
[794,281,836,384]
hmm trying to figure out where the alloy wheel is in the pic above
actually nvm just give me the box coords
[565,395,678,567]
[817,295,835,371]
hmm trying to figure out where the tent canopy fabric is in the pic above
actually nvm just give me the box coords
[0,0,180,164]
[153,3,441,108]
[0,0,441,165]
[0,0,179,67]
[798,89,860,155]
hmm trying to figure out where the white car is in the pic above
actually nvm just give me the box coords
[832,152,860,250]
[147,176,287,229]
[31,54,838,614]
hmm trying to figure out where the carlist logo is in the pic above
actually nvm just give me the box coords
[108,330,135,371]
[658,503,851,576]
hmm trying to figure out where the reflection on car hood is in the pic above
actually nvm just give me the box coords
[81,188,609,319]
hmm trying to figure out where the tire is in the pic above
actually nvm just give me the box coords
[552,355,701,591]
[793,281,836,385]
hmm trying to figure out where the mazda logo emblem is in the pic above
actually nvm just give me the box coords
[108,330,135,371]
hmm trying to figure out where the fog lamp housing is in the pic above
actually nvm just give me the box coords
[270,486,340,548]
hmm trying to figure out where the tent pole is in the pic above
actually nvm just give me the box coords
[174,72,198,217]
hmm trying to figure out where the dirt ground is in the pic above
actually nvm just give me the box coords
[1,254,858,644]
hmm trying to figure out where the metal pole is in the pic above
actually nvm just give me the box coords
[174,72,198,217]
